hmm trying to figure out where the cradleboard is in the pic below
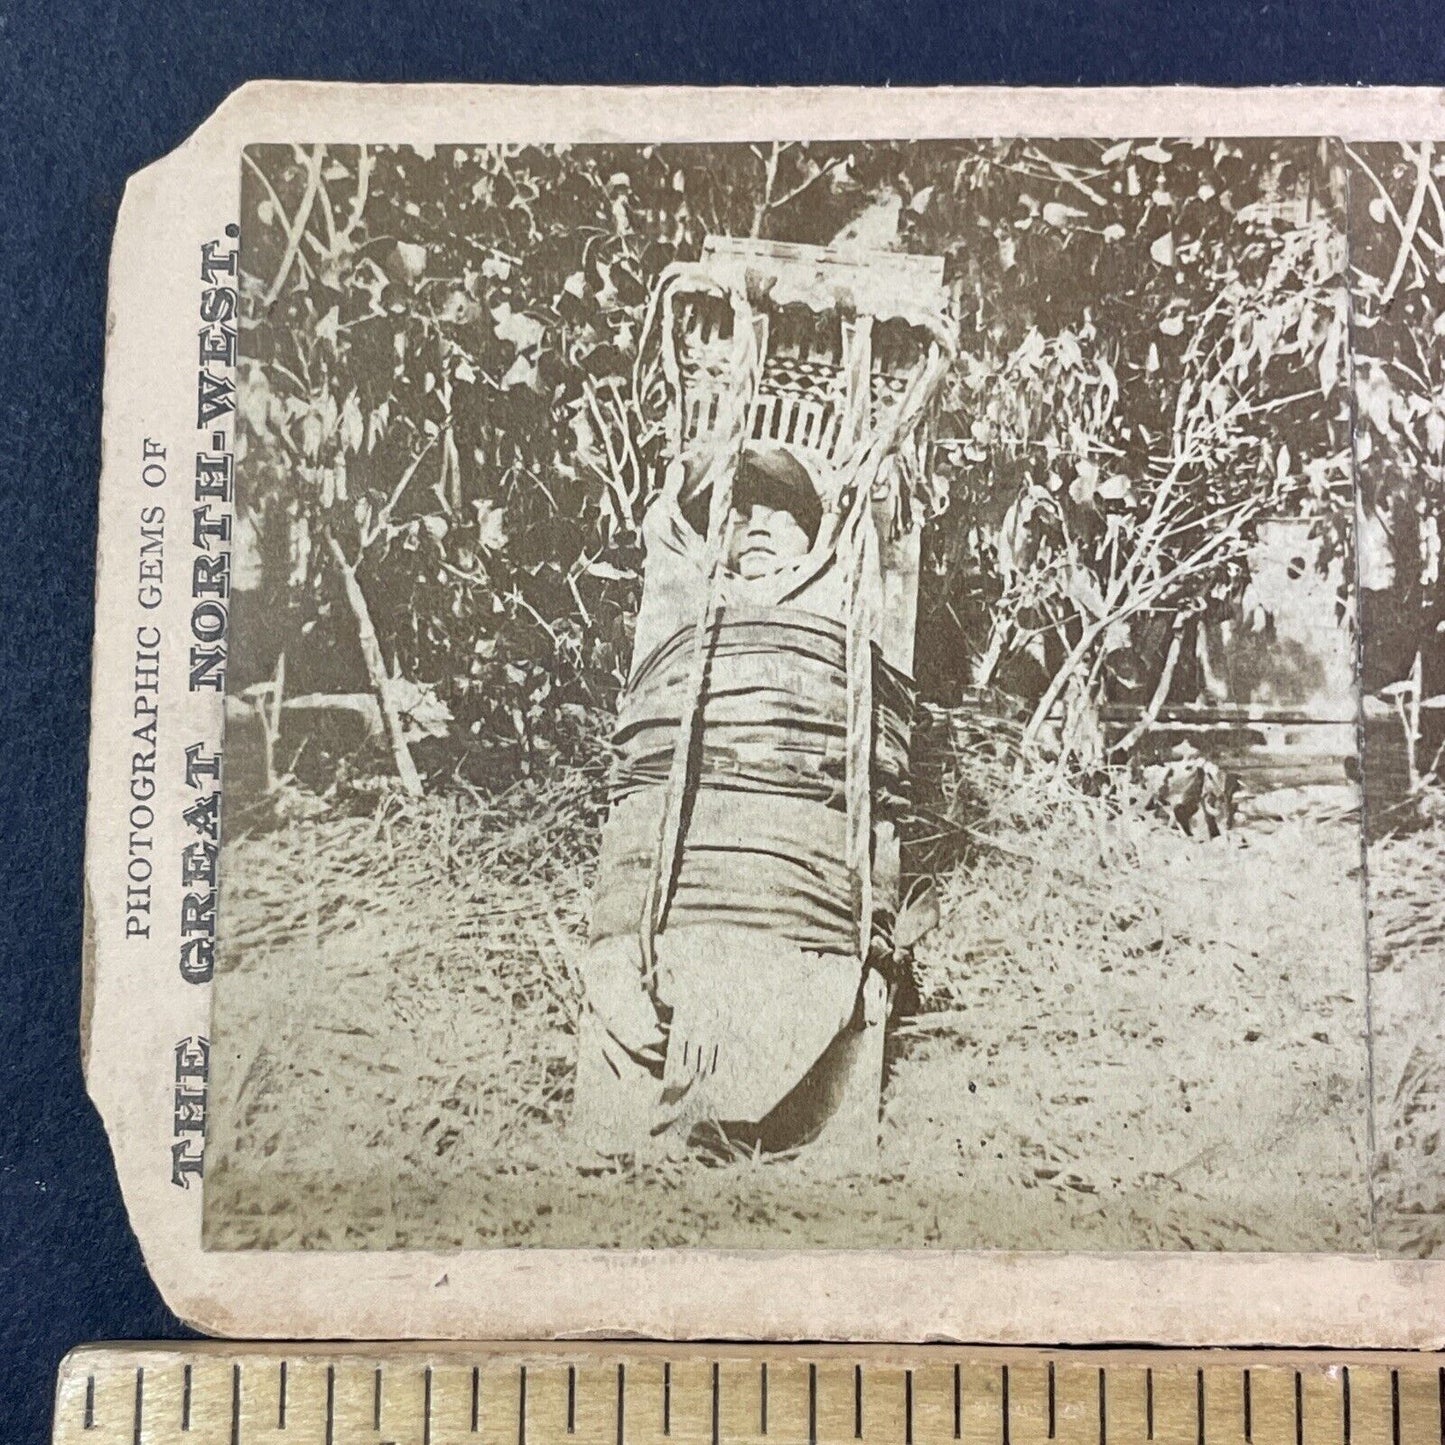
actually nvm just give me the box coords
[572,237,953,1161]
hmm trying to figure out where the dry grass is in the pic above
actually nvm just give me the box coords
[209,770,603,1205]
[1367,814,1445,1256]
[204,737,1409,1253]
[891,771,1375,1251]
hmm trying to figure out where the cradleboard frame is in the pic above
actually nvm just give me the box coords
[84,82,1445,1344]
[675,234,949,671]
[572,235,950,1159]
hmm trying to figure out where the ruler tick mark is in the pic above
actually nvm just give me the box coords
[71,1350,1445,1445]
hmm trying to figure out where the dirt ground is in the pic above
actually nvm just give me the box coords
[199,759,1445,1255]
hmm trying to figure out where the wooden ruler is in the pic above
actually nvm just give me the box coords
[52,1346,1444,1445]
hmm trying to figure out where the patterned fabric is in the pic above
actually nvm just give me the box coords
[591,789,854,953]
[611,613,915,817]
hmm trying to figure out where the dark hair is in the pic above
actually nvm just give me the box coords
[733,445,823,545]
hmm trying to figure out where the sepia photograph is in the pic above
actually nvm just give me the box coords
[199,133,1444,1255]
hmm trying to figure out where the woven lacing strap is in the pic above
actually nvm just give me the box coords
[636,288,762,999]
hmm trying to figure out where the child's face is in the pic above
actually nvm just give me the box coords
[727,501,812,579]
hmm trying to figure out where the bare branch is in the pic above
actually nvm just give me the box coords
[361,435,439,553]
[338,145,373,245]
[1110,629,1185,758]
[264,145,327,308]
[583,380,641,532]
[767,154,849,216]
[1382,142,1435,309]
[1024,146,1111,208]
[750,140,786,238]
[1346,143,1432,292]
[243,151,300,249]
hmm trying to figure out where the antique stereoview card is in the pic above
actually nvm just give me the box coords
[86,85,1445,1343]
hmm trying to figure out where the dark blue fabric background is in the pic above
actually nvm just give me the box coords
[2,2,1442,1440]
